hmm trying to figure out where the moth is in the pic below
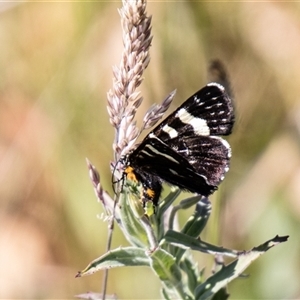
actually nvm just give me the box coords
[123,83,234,207]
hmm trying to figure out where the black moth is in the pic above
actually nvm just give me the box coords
[123,82,234,207]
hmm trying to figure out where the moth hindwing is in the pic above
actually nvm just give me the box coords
[124,82,234,207]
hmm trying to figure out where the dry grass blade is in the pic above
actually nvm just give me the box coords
[86,158,114,215]
[100,3,153,297]
[142,90,176,130]
[107,0,152,162]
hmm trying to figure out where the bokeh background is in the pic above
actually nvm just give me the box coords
[1,1,300,299]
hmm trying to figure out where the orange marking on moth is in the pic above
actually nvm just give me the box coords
[125,166,137,182]
[146,188,155,199]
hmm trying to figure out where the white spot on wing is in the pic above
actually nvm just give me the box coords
[141,149,155,157]
[169,169,179,175]
[145,144,180,164]
[177,108,210,136]
[162,124,178,138]
[207,82,225,91]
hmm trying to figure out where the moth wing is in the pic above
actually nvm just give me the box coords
[127,83,234,196]
[151,83,234,143]
[129,137,217,196]
[168,135,231,187]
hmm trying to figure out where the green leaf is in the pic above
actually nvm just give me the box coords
[171,197,212,260]
[210,288,229,300]
[194,235,289,300]
[118,183,150,248]
[168,195,202,231]
[76,247,150,277]
[181,197,211,237]
[161,287,172,300]
[163,230,238,258]
[179,255,200,294]
[149,247,191,299]
[158,187,181,217]
[155,188,181,241]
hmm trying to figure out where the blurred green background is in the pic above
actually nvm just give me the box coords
[0,1,300,299]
